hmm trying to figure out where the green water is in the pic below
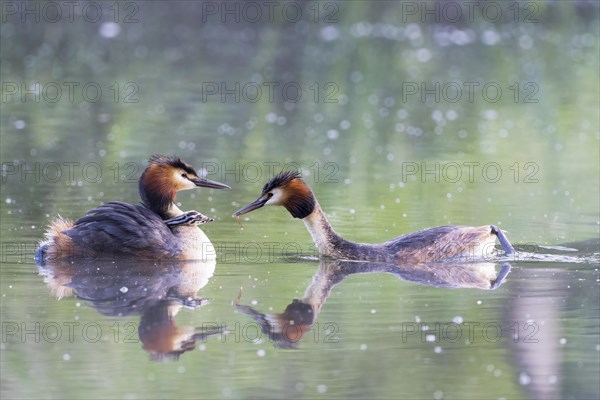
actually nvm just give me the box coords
[1,1,599,399]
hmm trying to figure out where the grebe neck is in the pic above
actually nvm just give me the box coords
[164,203,184,218]
[139,178,180,218]
[302,203,342,255]
[302,202,385,261]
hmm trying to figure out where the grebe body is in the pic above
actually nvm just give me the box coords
[234,172,514,263]
[37,155,229,263]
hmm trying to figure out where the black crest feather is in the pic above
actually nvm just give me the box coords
[262,171,302,195]
[148,155,196,175]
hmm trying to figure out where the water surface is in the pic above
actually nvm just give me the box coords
[1,1,599,399]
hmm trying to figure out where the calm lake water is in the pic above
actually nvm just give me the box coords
[1,1,599,399]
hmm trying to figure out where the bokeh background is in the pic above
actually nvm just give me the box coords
[1,1,599,399]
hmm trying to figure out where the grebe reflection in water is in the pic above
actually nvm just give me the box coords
[236,259,511,348]
[38,259,222,361]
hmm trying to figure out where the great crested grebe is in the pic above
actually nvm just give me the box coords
[233,171,515,263]
[36,155,230,262]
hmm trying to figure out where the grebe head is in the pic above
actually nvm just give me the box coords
[140,155,230,216]
[233,171,316,219]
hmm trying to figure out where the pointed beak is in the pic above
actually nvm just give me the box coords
[191,177,230,190]
[233,196,268,217]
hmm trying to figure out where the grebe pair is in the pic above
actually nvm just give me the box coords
[37,157,514,263]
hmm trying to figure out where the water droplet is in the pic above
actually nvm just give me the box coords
[320,26,339,41]
[326,129,339,140]
[482,30,501,46]
[519,35,533,49]
[519,372,531,385]
[350,71,363,83]
[99,22,121,38]
[265,113,277,123]
[416,48,432,62]
[483,110,498,120]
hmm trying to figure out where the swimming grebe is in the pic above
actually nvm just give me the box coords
[233,171,515,263]
[36,155,230,262]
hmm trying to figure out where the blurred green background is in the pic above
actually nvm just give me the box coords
[1,1,598,399]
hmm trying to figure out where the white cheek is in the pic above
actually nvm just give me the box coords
[265,189,283,205]
[174,172,196,190]
[182,180,196,190]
